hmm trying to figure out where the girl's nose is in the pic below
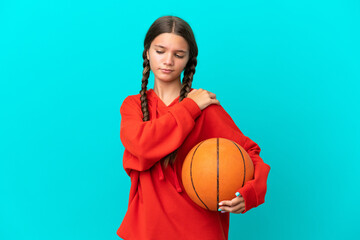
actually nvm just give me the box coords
[164,53,174,65]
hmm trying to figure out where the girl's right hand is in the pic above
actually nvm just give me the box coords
[186,88,220,111]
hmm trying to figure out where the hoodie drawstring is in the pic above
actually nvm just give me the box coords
[173,164,183,193]
[150,90,183,193]
[152,98,165,181]
[156,162,165,180]
[155,161,182,193]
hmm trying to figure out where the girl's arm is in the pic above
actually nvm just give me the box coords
[236,135,271,213]
[120,96,202,172]
[201,104,271,213]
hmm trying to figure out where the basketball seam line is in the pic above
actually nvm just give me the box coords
[190,141,209,210]
[231,141,246,187]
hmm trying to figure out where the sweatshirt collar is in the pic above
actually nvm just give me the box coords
[147,89,181,109]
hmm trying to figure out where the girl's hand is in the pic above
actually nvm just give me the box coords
[186,88,220,111]
[218,192,245,214]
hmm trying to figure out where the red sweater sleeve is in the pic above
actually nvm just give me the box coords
[120,96,202,172]
[236,136,271,214]
[201,104,271,214]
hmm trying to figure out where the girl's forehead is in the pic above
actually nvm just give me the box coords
[151,33,189,50]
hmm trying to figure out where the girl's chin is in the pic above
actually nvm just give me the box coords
[155,75,181,82]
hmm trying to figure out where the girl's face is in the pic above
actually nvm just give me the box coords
[147,33,190,83]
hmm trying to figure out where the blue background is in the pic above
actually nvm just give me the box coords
[1,0,359,239]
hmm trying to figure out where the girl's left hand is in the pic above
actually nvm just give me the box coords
[218,192,245,214]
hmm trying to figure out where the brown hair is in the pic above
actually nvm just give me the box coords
[140,15,198,168]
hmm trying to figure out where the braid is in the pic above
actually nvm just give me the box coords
[162,56,198,168]
[179,56,197,101]
[140,49,151,122]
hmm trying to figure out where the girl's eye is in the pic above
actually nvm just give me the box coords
[156,50,184,58]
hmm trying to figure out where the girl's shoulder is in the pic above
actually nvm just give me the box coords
[123,93,140,103]
[121,89,154,111]
[122,90,144,104]
[123,89,154,102]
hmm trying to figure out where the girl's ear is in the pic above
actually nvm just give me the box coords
[146,50,150,61]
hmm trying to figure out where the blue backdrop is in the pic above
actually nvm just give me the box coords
[1,0,359,239]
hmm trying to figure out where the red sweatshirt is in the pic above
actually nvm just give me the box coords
[117,88,271,240]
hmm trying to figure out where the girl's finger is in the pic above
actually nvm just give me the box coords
[219,202,245,213]
[219,200,232,207]
[219,197,241,208]
[208,92,216,98]
[233,207,245,214]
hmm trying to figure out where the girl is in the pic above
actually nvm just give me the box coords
[117,15,270,240]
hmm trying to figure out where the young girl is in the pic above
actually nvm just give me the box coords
[117,15,271,240]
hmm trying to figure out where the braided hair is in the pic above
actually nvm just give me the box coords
[140,16,198,168]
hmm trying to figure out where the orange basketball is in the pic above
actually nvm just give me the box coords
[181,137,254,211]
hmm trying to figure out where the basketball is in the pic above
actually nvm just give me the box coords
[181,137,254,211]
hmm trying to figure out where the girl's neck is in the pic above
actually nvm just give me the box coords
[153,79,182,102]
